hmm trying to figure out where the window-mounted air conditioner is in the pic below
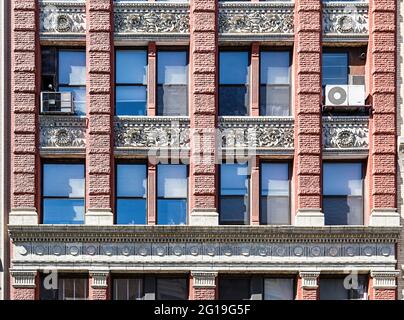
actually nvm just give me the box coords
[325,85,365,107]
[40,91,74,114]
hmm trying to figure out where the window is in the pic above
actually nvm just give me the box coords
[115,49,147,115]
[220,163,249,225]
[156,278,188,300]
[219,278,251,300]
[264,278,294,300]
[157,50,188,116]
[42,163,85,224]
[260,51,291,116]
[116,164,147,224]
[41,48,86,115]
[323,163,364,225]
[320,276,368,300]
[219,50,250,115]
[157,164,187,225]
[260,163,290,225]
[322,52,348,89]
[40,275,88,300]
[113,278,144,300]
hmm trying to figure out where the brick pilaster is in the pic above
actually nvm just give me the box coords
[368,0,399,226]
[297,271,320,300]
[147,42,156,116]
[89,271,110,300]
[369,271,399,300]
[294,0,324,226]
[85,0,114,225]
[250,156,260,225]
[250,42,260,117]
[9,0,39,225]
[147,162,156,225]
[191,271,217,300]
[188,0,219,226]
[10,270,38,300]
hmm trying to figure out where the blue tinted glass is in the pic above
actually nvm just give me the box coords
[157,165,187,198]
[43,164,85,197]
[59,86,86,115]
[322,53,348,86]
[220,164,248,195]
[116,199,147,224]
[220,51,249,84]
[323,163,363,196]
[158,51,188,85]
[219,86,249,116]
[58,50,86,85]
[261,52,290,84]
[116,50,147,84]
[117,164,147,197]
[220,197,248,224]
[157,199,187,225]
[43,199,85,224]
[261,163,289,196]
[116,86,147,115]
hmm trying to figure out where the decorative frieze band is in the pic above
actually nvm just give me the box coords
[219,117,294,150]
[323,2,369,41]
[192,272,218,288]
[10,270,37,288]
[40,1,86,38]
[39,115,86,152]
[218,2,294,40]
[299,271,320,289]
[322,116,369,150]
[370,271,400,289]
[114,2,190,39]
[114,116,190,150]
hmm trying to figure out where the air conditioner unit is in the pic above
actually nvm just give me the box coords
[325,85,365,106]
[41,91,74,114]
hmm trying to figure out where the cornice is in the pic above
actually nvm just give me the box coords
[8,225,400,244]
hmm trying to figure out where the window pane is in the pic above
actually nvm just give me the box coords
[221,164,248,195]
[157,199,187,225]
[219,85,249,116]
[219,279,250,300]
[260,85,290,116]
[156,278,187,300]
[43,164,85,197]
[116,86,147,116]
[116,50,147,84]
[322,53,348,86]
[261,196,290,225]
[261,52,290,84]
[59,278,87,300]
[320,278,348,300]
[261,163,289,196]
[157,165,187,198]
[219,51,249,84]
[220,196,248,224]
[157,51,188,85]
[323,196,363,225]
[264,279,294,300]
[116,199,147,225]
[43,199,85,224]
[323,163,363,196]
[58,50,86,85]
[117,164,147,197]
[59,86,86,116]
[114,279,143,300]
[74,278,87,300]
[157,85,188,116]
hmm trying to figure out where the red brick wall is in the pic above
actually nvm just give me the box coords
[10,287,37,300]
[86,0,114,212]
[193,288,216,300]
[189,0,218,214]
[10,0,39,213]
[296,276,319,300]
[368,0,397,213]
[293,0,322,213]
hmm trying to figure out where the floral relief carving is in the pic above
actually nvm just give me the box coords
[114,4,190,34]
[323,3,368,36]
[40,2,86,34]
[218,4,294,35]
[323,117,369,149]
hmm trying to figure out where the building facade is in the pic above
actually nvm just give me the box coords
[6,0,402,300]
